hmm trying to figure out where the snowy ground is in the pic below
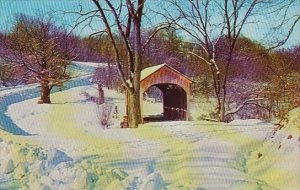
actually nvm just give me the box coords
[0,63,299,190]
[72,61,108,68]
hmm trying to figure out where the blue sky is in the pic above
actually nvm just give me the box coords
[0,0,299,49]
[0,0,90,31]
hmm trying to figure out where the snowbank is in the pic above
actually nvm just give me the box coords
[0,139,140,190]
[247,107,300,190]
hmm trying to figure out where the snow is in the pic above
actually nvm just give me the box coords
[140,64,166,81]
[3,84,279,189]
[142,101,163,116]
[0,84,38,97]
[139,172,166,190]
[247,107,300,190]
[228,119,267,126]
[72,61,107,68]
[0,62,299,189]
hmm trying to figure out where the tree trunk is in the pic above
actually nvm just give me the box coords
[107,63,113,89]
[127,91,142,128]
[98,84,104,104]
[127,10,143,128]
[219,99,226,122]
[38,80,51,104]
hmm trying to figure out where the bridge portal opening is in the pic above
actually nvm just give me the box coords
[143,83,187,122]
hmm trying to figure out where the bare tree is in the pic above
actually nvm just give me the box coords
[164,0,296,121]
[209,0,299,120]
[0,15,76,103]
[70,0,168,128]
[219,0,268,121]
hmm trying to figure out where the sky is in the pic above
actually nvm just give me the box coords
[0,0,90,32]
[0,0,299,49]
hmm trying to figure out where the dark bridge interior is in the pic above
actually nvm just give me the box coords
[143,83,187,122]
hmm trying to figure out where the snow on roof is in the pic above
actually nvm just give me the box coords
[140,64,166,81]
[125,63,192,85]
[140,63,193,82]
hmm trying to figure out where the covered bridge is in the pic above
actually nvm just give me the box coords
[125,64,193,123]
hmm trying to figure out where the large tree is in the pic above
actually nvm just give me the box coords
[0,15,76,103]
[72,0,167,127]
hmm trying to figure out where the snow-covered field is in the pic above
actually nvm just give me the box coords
[0,63,299,190]
[72,61,108,68]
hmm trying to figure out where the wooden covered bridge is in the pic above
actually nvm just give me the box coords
[125,64,193,123]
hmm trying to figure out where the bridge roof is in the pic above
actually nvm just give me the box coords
[141,64,193,83]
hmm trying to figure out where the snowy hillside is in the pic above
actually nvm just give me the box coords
[0,63,299,190]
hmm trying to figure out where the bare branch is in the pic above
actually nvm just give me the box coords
[267,15,300,50]
[225,98,269,117]
[142,23,171,53]
[91,0,131,92]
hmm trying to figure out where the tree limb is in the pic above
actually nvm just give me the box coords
[225,97,269,117]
